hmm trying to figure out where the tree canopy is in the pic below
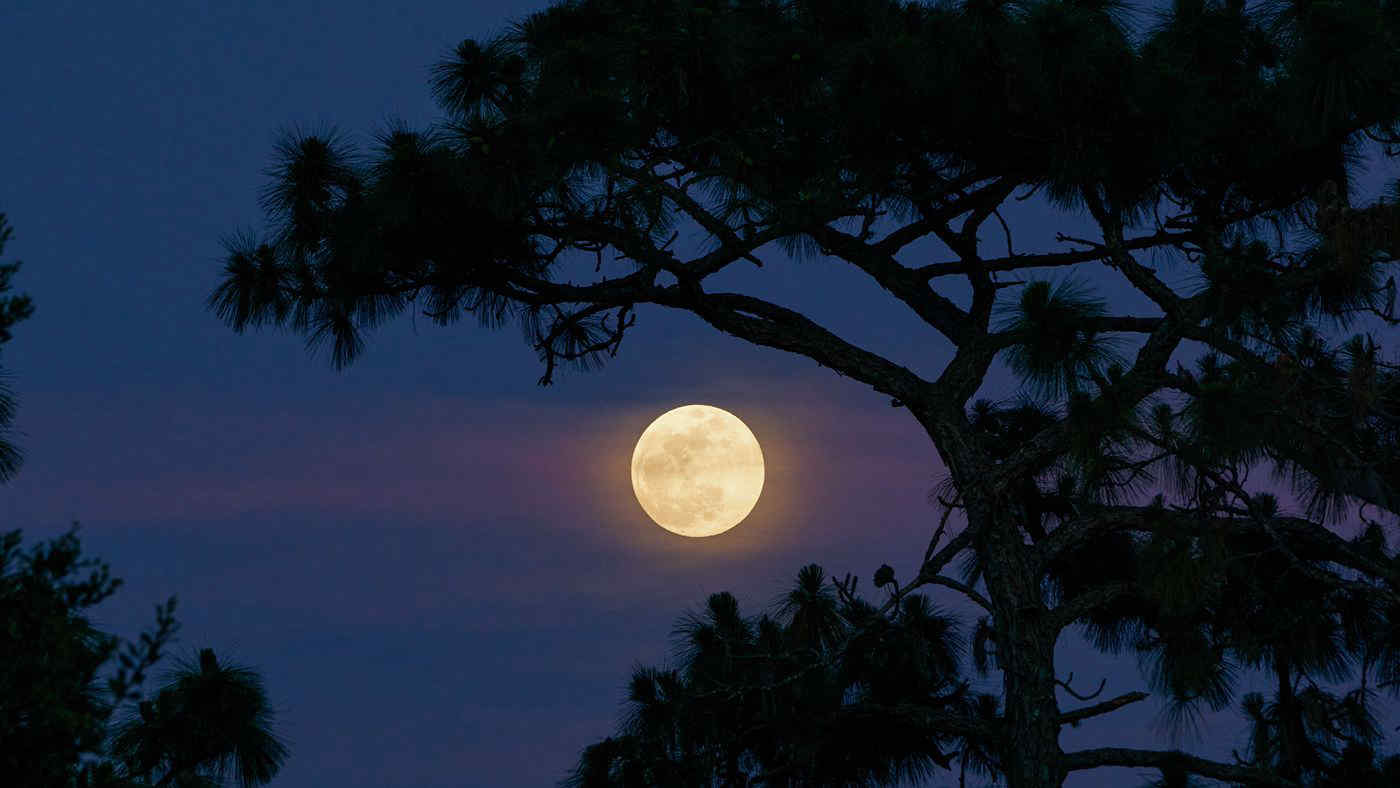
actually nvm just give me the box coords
[562,565,1000,786]
[210,0,1400,784]
[562,561,1400,786]
[0,527,288,788]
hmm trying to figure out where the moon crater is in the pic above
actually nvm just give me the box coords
[630,405,764,537]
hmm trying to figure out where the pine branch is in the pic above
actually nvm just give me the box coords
[915,227,1195,281]
[880,528,979,617]
[1039,504,1400,603]
[1060,747,1301,785]
[918,574,993,613]
[1050,582,1137,631]
[806,222,977,346]
[877,172,1020,256]
[1058,691,1150,726]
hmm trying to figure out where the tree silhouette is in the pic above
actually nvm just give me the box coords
[0,212,34,480]
[209,0,1400,784]
[1,526,175,787]
[0,528,287,788]
[562,564,1000,787]
[0,213,283,787]
[111,648,289,788]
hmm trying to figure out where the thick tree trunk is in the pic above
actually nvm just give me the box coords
[911,404,1065,786]
[966,488,1066,788]
[999,611,1064,788]
[1275,656,1310,779]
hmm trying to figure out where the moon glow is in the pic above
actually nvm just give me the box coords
[630,404,765,537]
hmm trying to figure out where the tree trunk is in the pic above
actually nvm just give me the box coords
[913,404,1065,786]
[967,487,1066,788]
[1275,656,1310,779]
[999,610,1064,788]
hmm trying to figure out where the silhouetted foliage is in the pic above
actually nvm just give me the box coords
[562,565,999,787]
[0,528,287,788]
[111,648,289,788]
[213,0,1400,784]
[0,212,34,480]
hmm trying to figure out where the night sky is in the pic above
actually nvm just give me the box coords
[4,1,1398,786]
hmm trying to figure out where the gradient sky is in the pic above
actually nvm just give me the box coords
[4,1,1397,786]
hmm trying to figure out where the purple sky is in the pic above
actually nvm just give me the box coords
[4,1,1397,785]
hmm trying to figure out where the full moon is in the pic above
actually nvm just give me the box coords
[630,404,765,537]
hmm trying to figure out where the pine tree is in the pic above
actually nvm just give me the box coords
[209,0,1400,784]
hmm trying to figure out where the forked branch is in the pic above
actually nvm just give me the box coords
[1058,690,1150,726]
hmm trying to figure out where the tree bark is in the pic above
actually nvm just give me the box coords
[1275,656,1310,779]
[912,403,1067,787]
[965,486,1066,788]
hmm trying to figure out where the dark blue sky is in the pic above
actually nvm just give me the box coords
[4,1,1397,786]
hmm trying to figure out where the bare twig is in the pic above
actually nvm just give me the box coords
[991,208,1014,258]
[1056,672,1107,701]
[922,574,993,612]
[924,495,961,565]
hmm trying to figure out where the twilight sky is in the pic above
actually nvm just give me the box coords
[3,1,1397,786]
